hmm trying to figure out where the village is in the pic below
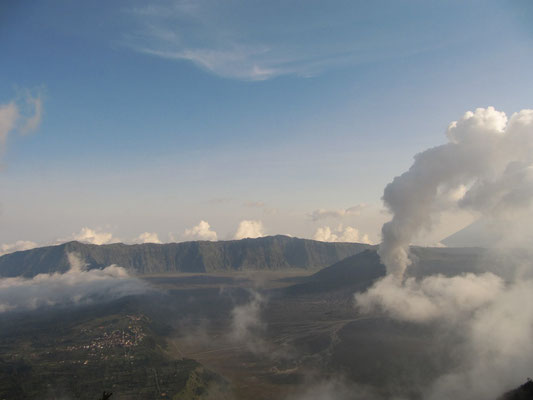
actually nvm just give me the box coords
[63,315,147,361]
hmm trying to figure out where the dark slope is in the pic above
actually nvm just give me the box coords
[500,379,533,400]
[0,236,373,277]
[408,246,487,277]
[286,250,385,294]
[287,246,486,295]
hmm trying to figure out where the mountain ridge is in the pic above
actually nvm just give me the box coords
[0,235,374,278]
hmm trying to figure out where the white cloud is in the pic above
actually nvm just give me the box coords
[0,91,43,154]
[309,204,367,221]
[0,240,38,256]
[313,225,373,244]
[183,220,218,241]
[70,227,118,245]
[0,253,147,313]
[234,220,264,239]
[135,232,162,244]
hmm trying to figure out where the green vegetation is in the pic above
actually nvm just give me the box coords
[0,236,372,277]
[0,306,228,400]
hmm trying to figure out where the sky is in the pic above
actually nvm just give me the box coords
[1,0,532,250]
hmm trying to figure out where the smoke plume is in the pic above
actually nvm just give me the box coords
[379,107,533,280]
[355,107,533,399]
[228,289,267,353]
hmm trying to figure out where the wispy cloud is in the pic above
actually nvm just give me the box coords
[136,46,278,81]
[228,289,267,353]
[0,90,43,155]
[243,200,277,215]
[244,200,265,208]
[309,204,367,221]
[0,102,19,152]
[122,1,445,80]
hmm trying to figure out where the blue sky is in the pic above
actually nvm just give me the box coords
[1,0,532,248]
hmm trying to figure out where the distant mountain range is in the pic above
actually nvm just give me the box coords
[0,236,373,278]
[441,219,502,247]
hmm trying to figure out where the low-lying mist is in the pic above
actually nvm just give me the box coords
[0,253,148,313]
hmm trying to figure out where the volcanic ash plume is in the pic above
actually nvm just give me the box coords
[379,107,533,280]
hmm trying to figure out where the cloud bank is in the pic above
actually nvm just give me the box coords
[0,253,147,313]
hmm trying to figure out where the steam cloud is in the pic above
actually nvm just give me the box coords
[0,253,147,313]
[228,289,267,353]
[355,107,533,399]
[426,279,533,400]
[356,272,504,323]
[379,107,533,280]
[230,290,265,341]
